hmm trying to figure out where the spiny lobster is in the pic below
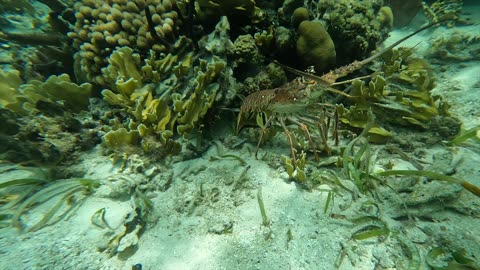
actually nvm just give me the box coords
[237,20,449,167]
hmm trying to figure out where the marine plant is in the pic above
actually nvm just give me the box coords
[256,187,270,227]
[0,163,99,232]
[448,125,480,146]
[422,0,463,26]
[335,47,460,143]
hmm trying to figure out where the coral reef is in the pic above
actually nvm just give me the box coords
[229,34,263,68]
[272,1,394,71]
[0,70,91,115]
[296,20,336,73]
[99,33,226,157]
[238,62,287,95]
[0,0,460,162]
[68,0,183,84]
[377,6,394,29]
[0,69,94,163]
[291,7,309,28]
[304,0,393,65]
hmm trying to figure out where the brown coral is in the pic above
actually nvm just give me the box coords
[68,0,182,84]
[311,0,392,66]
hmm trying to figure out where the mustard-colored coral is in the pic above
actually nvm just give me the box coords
[0,70,23,109]
[173,58,225,138]
[103,128,140,150]
[99,39,225,154]
[0,70,92,115]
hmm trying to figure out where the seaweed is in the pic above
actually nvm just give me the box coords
[426,247,480,270]
[256,187,270,227]
[350,216,390,241]
[448,125,480,146]
[341,112,383,197]
[376,170,480,198]
[12,178,98,232]
[316,169,355,213]
[282,151,307,182]
[397,233,422,270]
[0,164,99,232]
[209,154,248,166]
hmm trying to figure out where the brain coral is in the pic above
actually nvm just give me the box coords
[68,0,182,84]
[296,20,336,73]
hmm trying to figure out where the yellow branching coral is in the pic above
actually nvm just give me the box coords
[100,41,226,155]
[0,70,92,115]
[0,70,23,109]
[173,58,225,137]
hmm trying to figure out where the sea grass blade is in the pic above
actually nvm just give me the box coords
[0,178,48,189]
[377,170,480,198]
[27,186,83,232]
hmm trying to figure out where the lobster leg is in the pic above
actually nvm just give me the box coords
[287,117,319,162]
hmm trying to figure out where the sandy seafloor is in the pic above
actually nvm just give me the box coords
[1,7,480,270]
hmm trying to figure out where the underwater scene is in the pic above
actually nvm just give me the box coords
[1,0,479,269]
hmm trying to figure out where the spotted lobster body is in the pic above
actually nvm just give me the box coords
[239,77,321,116]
